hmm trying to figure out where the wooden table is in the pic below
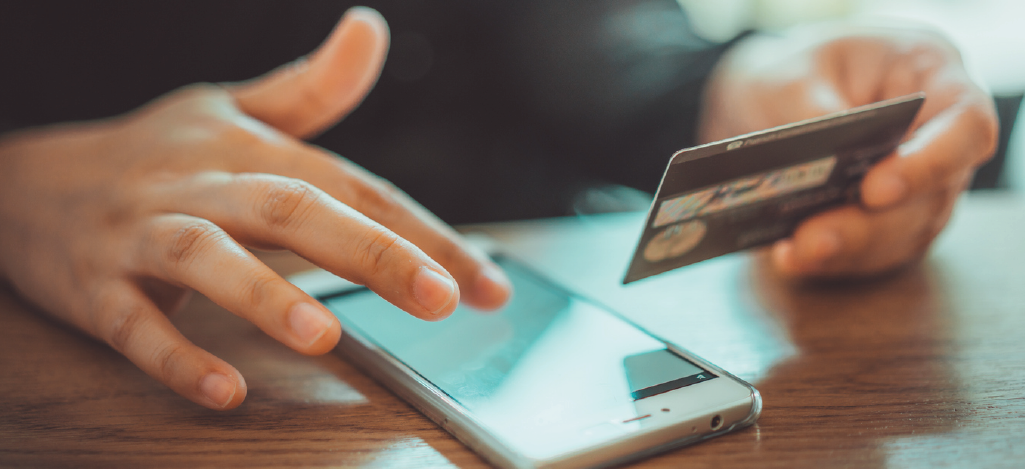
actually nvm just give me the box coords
[2,193,1024,468]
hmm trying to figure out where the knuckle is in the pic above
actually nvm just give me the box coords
[257,178,319,231]
[166,221,224,271]
[357,228,402,279]
[153,342,186,381]
[156,83,223,112]
[188,118,267,152]
[296,84,332,120]
[967,105,1000,164]
[165,84,234,120]
[424,237,464,269]
[176,82,226,100]
[218,121,263,146]
[352,177,405,219]
[238,273,280,311]
[107,308,147,354]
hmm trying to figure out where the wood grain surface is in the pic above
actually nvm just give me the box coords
[2,193,1024,468]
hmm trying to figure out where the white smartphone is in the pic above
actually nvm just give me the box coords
[291,253,761,469]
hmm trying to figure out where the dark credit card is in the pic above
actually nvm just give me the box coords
[623,93,925,284]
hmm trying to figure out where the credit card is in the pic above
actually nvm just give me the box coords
[623,93,925,284]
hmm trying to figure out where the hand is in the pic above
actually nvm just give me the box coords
[699,22,999,278]
[0,7,511,410]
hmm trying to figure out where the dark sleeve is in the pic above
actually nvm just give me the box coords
[0,1,347,128]
[319,0,745,222]
[500,1,754,195]
[0,0,742,224]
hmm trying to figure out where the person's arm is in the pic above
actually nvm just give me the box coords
[0,8,510,410]
[499,0,744,194]
[699,22,998,277]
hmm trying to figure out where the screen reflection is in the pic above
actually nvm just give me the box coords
[322,258,710,460]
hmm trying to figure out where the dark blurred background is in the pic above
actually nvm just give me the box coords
[1,0,1020,224]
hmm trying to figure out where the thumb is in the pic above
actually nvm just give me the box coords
[228,7,390,139]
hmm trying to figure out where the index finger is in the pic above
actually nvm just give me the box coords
[200,93,513,311]
[245,142,513,311]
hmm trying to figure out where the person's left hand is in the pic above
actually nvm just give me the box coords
[699,23,998,277]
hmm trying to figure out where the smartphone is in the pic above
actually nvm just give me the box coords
[291,254,761,468]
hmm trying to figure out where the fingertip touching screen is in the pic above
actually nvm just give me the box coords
[318,257,715,460]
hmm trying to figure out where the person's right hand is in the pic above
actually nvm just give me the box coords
[0,7,511,410]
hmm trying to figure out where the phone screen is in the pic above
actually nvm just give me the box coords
[318,257,715,460]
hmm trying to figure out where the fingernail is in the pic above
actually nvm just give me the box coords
[868,174,908,207]
[288,302,334,346]
[344,6,386,30]
[413,266,456,317]
[200,372,236,409]
[473,263,512,310]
